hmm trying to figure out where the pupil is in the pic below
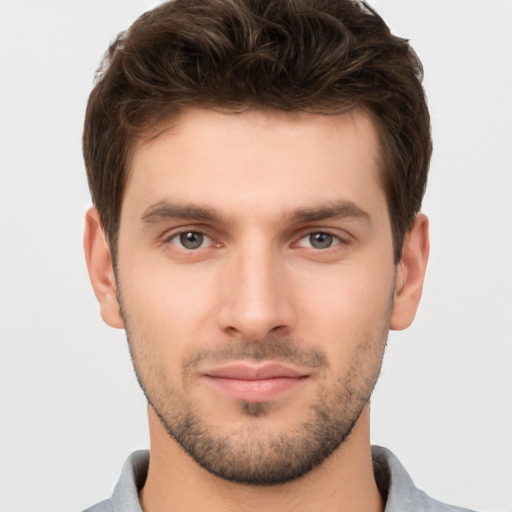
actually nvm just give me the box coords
[180,232,203,249]
[311,232,333,249]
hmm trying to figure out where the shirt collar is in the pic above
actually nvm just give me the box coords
[107,446,469,512]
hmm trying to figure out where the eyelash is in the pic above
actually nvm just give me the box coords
[165,230,216,250]
[295,231,344,250]
[164,229,348,252]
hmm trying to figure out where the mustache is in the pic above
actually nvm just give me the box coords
[182,334,329,374]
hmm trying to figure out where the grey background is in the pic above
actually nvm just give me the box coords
[0,1,511,510]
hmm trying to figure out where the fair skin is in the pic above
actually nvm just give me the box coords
[85,108,429,512]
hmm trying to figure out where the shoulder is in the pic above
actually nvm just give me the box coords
[82,499,113,512]
[82,450,149,512]
[372,446,478,512]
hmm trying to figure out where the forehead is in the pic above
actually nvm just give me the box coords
[123,107,386,223]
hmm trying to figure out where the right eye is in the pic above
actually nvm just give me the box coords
[168,231,212,250]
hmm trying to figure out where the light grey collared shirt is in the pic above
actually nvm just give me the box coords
[83,446,477,512]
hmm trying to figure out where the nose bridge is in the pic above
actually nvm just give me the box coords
[217,235,295,339]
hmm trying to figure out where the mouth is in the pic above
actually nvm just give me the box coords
[202,362,310,402]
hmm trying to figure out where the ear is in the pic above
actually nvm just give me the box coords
[390,213,430,331]
[83,207,124,329]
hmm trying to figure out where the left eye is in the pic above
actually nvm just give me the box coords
[298,232,341,250]
[170,231,211,250]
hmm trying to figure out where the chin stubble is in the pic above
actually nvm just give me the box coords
[126,331,386,486]
[116,281,393,486]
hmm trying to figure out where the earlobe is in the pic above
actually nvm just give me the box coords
[390,214,430,331]
[83,207,125,329]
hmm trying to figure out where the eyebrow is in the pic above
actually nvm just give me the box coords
[141,201,225,224]
[140,199,371,226]
[288,201,371,224]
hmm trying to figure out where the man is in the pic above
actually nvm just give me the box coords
[82,0,475,510]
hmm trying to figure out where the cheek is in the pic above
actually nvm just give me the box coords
[293,261,395,348]
[118,259,220,356]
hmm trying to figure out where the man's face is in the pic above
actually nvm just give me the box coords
[114,108,397,484]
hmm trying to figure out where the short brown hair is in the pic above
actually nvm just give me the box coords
[83,0,431,263]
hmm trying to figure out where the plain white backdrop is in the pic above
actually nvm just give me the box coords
[0,1,511,511]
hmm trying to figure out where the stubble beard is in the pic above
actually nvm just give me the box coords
[123,325,388,486]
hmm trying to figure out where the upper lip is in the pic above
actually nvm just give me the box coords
[203,362,309,380]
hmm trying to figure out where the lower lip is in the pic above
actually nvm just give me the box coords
[205,376,308,402]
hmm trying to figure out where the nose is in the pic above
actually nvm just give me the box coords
[217,243,297,341]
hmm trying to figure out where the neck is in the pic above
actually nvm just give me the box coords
[139,406,384,512]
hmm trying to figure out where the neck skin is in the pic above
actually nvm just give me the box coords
[139,405,384,512]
